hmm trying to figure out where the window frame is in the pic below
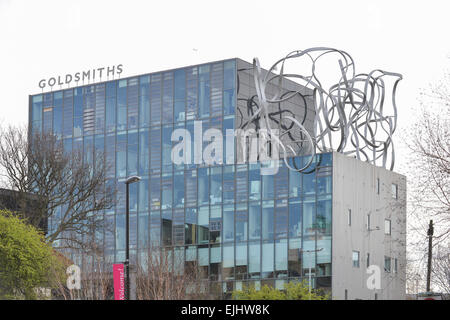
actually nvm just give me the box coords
[385,219,391,235]
[352,250,360,268]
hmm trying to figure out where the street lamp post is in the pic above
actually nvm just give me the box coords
[125,175,141,300]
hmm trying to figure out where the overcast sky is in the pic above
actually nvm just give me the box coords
[1,0,449,176]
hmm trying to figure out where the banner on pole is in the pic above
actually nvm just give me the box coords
[113,263,125,300]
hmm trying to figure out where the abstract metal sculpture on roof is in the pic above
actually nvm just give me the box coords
[238,47,402,172]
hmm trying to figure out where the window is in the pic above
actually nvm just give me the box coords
[262,201,274,240]
[391,183,398,199]
[366,253,370,268]
[348,209,351,226]
[352,251,360,268]
[376,178,380,195]
[393,258,398,273]
[366,214,370,230]
[249,202,261,240]
[384,256,391,272]
[289,199,301,237]
[385,219,391,235]
[345,289,348,300]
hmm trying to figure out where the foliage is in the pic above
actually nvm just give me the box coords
[232,280,330,300]
[0,210,64,299]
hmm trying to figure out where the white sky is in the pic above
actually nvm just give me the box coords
[1,0,450,177]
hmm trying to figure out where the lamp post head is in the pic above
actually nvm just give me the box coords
[125,176,141,184]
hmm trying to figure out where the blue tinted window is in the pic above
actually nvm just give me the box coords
[106,96,116,132]
[162,125,173,172]
[53,91,63,136]
[185,208,197,245]
[127,130,138,176]
[262,242,274,278]
[199,65,210,118]
[262,174,274,199]
[223,243,234,278]
[74,88,83,117]
[151,74,162,125]
[173,172,184,208]
[210,167,222,204]
[235,203,248,242]
[318,152,332,167]
[249,242,261,277]
[210,205,221,244]
[117,80,127,131]
[275,200,288,238]
[138,177,149,212]
[174,69,186,100]
[303,197,316,236]
[150,126,161,172]
[262,201,274,240]
[62,90,73,138]
[224,88,235,116]
[275,240,288,273]
[150,174,161,209]
[116,132,127,178]
[224,60,236,116]
[224,60,236,89]
[249,202,261,240]
[139,76,150,128]
[198,206,209,244]
[289,199,301,237]
[138,213,149,248]
[174,100,185,123]
[198,168,209,206]
[162,72,173,124]
[150,210,161,246]
[249,165,261,200]
[161,174,173,210]
[186,67,198,120]
[185,169,197,207]
[162,209,172,245]
[289,158,302,197]
[317,197,332,235]
[115,214,125,250]
[127,79,139,127]
[95,84,105,134]
[31,95,43,122]
[302,170,316,195]
[223,205,234,242]
[223,165,235,203]
[236,243,247,277]
[94,134,104,160]
[139,129,149,175]
[129,182,138,212]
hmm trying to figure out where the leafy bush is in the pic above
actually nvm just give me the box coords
[0,210,63,299]
[232,280,330,300]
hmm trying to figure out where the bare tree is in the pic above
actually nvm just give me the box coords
[50,246,114,300]
[135,245,208,300]
[0,125,114,249]
[405,69,450,294]
[431,244,450,295]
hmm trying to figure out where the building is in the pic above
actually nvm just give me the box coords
[0,188,47,233]
[29,58,406,299]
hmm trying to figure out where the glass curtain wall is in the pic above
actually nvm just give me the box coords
[29,58,332,297]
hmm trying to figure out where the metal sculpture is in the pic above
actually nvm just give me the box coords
[238,47,402,172]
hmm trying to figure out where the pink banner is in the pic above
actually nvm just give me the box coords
[113,263,125,300]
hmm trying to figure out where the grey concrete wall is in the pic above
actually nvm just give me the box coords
[331,152,406,300]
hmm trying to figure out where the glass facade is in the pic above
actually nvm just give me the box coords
[29,58,332,297]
